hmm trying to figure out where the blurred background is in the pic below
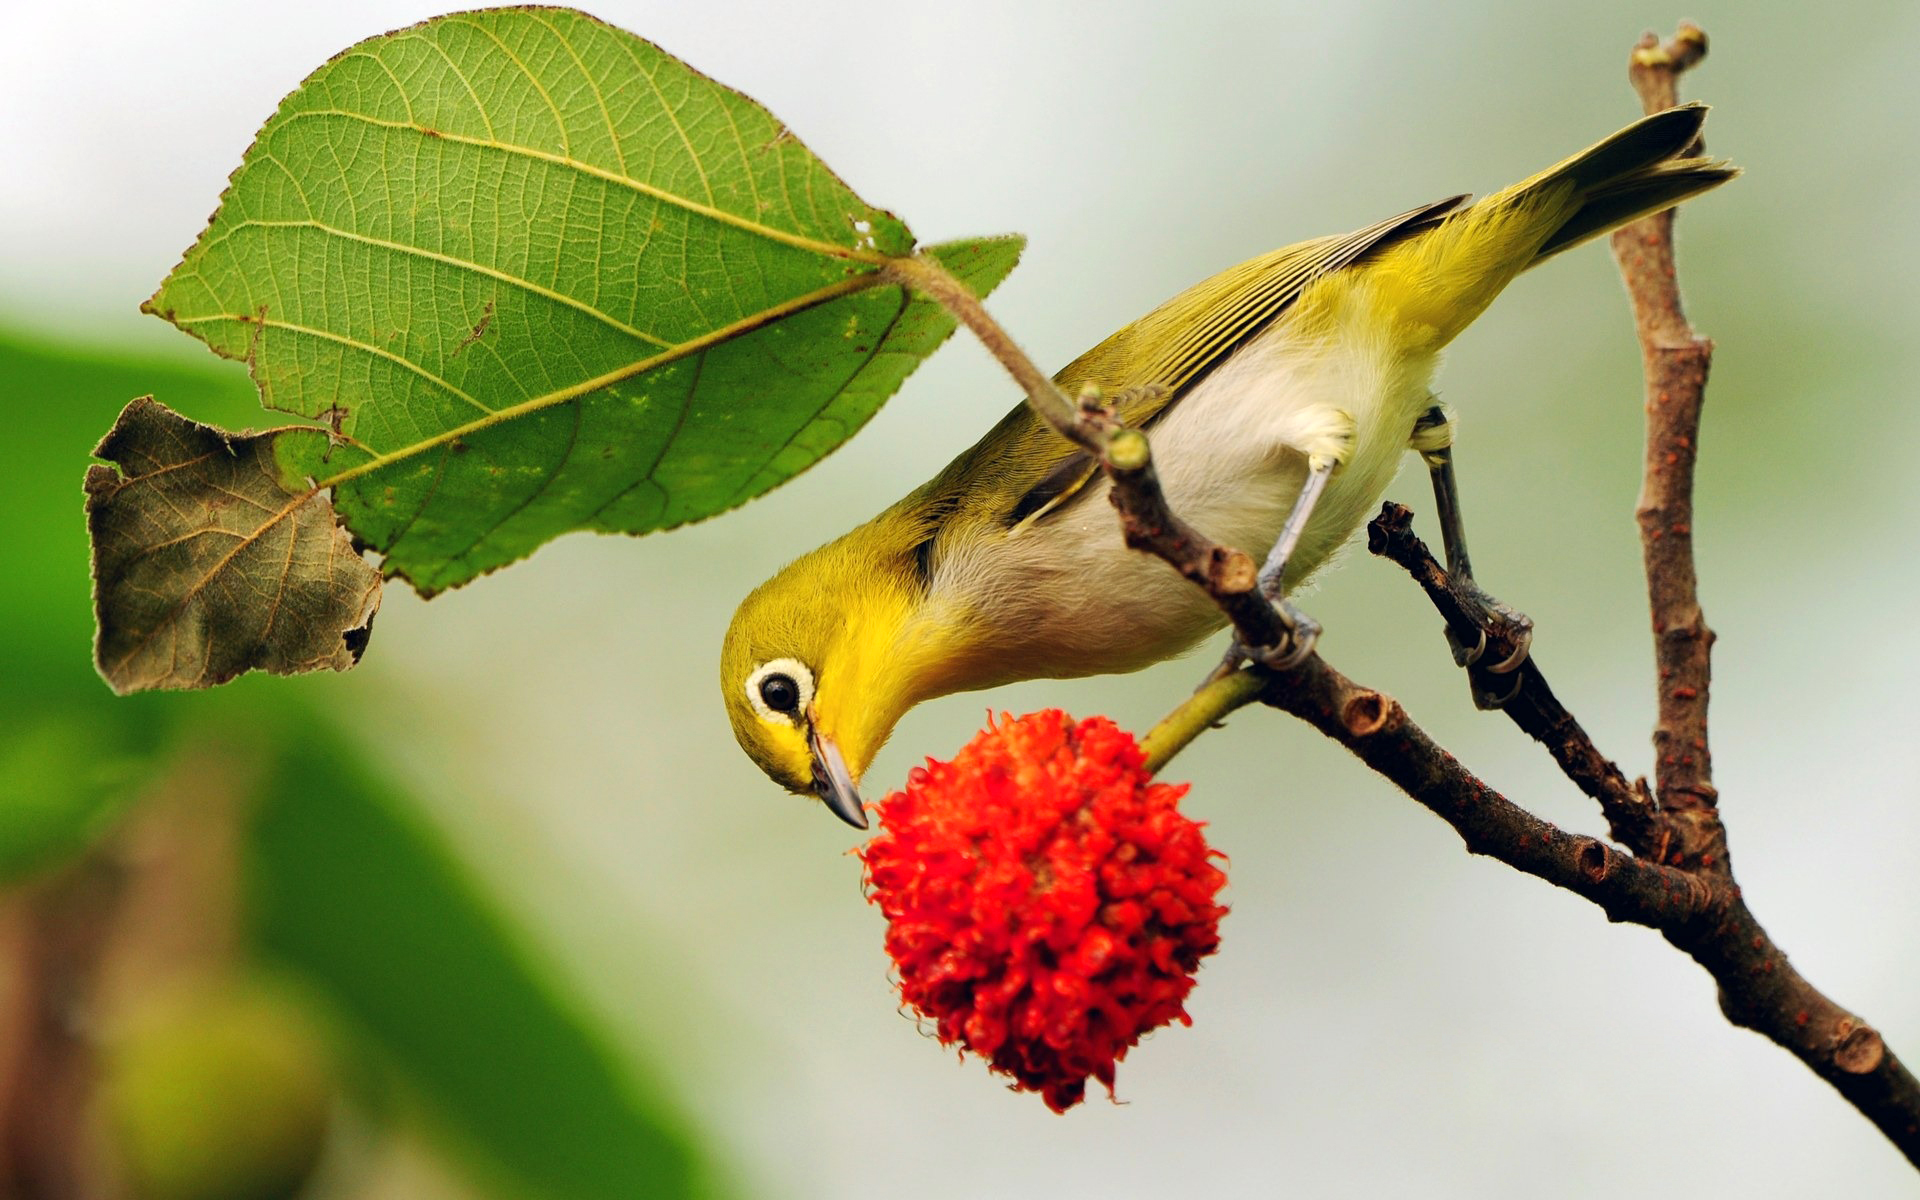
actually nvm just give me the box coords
[4,0,1918,1196]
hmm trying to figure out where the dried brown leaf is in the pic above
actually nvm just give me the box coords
[86,398,380,693]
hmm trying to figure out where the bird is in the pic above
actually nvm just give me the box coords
[721,104,1734,828]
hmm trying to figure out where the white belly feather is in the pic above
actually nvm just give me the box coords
[927,295,1440,691]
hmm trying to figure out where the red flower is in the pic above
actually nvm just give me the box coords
[858,710,1227,1112]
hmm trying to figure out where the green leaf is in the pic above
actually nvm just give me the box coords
[248,726,712,1199]
[146,6,1023,595]
[85,398,381,695]
[0,716,142,882]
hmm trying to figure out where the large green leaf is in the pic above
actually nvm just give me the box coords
[145,6,1023,596]
[249,726,713,1199]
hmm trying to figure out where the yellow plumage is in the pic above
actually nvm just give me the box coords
[721,104,1735,825]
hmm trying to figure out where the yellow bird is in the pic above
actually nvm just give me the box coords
[722,104,1734,827]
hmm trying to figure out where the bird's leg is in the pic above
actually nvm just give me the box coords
[1243,462,1330,666]
[1209,425,1352,678]
[1205,482,1327,680]
[1413,401,1533,708]
[1258,462,1333,603]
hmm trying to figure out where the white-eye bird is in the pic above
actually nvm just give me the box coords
[722,104,1734,828]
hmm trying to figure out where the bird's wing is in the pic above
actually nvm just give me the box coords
[1004,193,1468,526]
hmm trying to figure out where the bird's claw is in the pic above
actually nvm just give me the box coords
[1246,602,1321,671]
[1202,602,1320,694]
[1445,586,1532,668]
[1445,624,1487,670]
[1199,645,1246,688]
[1467,665,1526,710]
[1486,623,1533,674]
[1442,582,1533,709]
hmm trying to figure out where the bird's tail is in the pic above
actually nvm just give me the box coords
[1368,103,1737,345]
[1515,102,1738,265]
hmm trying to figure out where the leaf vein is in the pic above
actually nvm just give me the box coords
[448,396,583,565]
[106,489,315,680]
[725,286,908,506]
[256,151,319,220]
[398,31,496,139]
[341,48,417,125]
[207,217,674,349]
[447,15,572,158]
[609,31,715,207]
[275,108,877,263]
[382,442,455,558]
[317,273,883,492]
[173,311,493,417]
[527,9,628,178]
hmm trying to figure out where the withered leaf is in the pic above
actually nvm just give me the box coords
[86,397,381,694]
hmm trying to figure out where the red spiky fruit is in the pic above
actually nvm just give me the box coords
[859,710,1227,1112]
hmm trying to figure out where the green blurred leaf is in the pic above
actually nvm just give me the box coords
[147,6,1023,596]
[6,325,718,1188]
[0,717,141,882]
[0,328,262,879]
[247,727,710,1199]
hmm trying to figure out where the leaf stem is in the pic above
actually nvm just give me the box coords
[1140,668,1268,774]
[881,255,1087,449]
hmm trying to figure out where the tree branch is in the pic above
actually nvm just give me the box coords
[1249,650,1920,1166]
[1359,22,1920,1163]
[1365,502,1662,854]
[1612,23,1725,873]
[1140,668,1267,773]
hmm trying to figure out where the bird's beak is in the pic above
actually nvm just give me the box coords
[808,726,868,830]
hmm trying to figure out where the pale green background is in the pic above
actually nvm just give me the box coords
[5,1,1918,1196]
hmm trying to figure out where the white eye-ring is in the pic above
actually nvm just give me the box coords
[746,658,815,725]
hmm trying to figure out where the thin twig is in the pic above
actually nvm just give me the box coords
[1365,502,1661,853]
[1100,425,1288,652]
[880,256,1087,448]
[1612,22,1724,872]
[1612,24,1920,1160]
[1256,658,1710,925]
[1140,668,1267,773]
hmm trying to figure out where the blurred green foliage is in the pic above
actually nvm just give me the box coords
[252,728,707,1199]
[0,328,262,881]
[0,330,714,1197]
[0,714,140,880]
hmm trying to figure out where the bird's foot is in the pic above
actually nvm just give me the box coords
[1444,581,1533,709]
[1214,600,1321,678]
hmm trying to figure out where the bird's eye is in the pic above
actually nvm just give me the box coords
[745,658,815,725]
[759,673,800,713]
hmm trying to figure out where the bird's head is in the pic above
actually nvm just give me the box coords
[721,532,936,829]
